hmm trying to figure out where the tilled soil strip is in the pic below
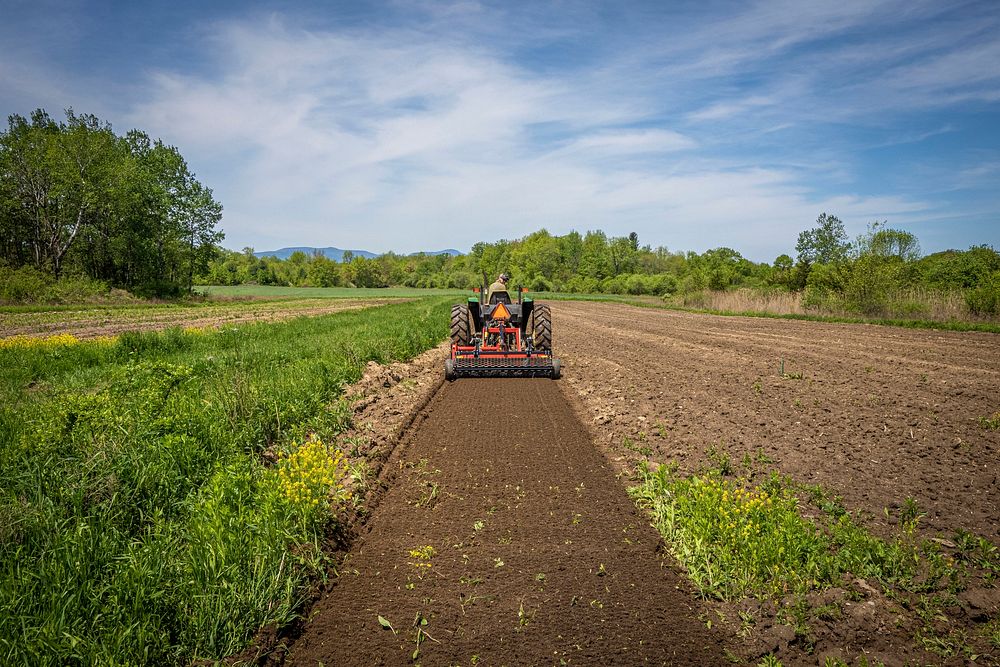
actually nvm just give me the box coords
[288,378,724,665]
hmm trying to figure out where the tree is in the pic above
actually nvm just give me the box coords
[857,222,920,262]
[0,110,118,278]
[609,236,638,275]
[796,213,850,265]
[579,231,611,279]
[769,254,794,289]
[179,181,223,293]
[0,108,225,294]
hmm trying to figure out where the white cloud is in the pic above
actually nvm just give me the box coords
[118,14,955,260]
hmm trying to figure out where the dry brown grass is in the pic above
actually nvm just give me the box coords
[679,289,806,315]
[674,288,993,323]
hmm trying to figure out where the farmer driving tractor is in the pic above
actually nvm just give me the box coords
[486,272,511,304]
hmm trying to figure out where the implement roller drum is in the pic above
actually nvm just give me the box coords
[452,356,558,378]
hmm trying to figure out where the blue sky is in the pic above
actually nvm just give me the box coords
[2,0,998,261]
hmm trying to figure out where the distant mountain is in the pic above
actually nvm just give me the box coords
[254,246,464,261]
[253,247,377,261]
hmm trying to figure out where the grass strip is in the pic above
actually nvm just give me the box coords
[0,297,451,665]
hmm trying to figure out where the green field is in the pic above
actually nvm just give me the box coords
[0,297,452,665]
[199,285,464,299]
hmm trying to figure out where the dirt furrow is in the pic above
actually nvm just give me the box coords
[287,378,725,665]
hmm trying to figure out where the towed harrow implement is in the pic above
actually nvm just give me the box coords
[445,281,560,380]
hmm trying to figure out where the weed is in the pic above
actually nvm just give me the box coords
[737,610,756,637]
[629,464,917,600]
[410,612,438,661]
[517,599,534,627]
[757,655,783,667]
[622,435,652,457]
[377,615,396,633]
[918,627,973,659]
[752,380,763,395]
[985,618,1000,649]
[416,482,440,508]
[979,411,1000,430]
[899,497,925,533]
[274,437,350,525]
[408,546,435,568]
[705,445,734,476]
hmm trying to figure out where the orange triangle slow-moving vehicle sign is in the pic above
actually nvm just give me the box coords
[492,302,510,320]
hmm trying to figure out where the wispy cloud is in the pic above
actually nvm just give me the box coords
[3,1,997,258]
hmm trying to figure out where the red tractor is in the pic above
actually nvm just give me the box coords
[445,279,560,380]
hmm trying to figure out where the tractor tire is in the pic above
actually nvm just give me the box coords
[532,304,552,351]
[450,304,471,346]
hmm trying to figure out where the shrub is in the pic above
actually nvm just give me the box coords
[528,274,555,292]
[0,265,110,304]
[966,273,1000,316]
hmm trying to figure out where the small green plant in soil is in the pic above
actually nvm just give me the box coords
[622,435,652,457]
[979,411,1000,430]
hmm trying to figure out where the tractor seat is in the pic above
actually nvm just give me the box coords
[489,291,511,305]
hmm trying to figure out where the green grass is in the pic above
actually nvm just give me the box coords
[0,297,452,665]
[199,285,464,299]
[629,465,917,600]
[629,462,998,602]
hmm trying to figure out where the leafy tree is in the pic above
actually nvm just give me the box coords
[796,213,850,265]
[855,221,920,261]
[0,108,223,294]
[579,231,611,279]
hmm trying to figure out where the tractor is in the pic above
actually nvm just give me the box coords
[445,276,561,380]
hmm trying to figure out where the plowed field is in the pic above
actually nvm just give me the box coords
[556,302,999,541]
[270,300,1000,665]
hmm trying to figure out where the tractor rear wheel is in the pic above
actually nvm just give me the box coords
[532,304,552,351]
[450,304,471,346]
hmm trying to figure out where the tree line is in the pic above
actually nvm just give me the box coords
[0,109,223,296]
[203,218,1000,316]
